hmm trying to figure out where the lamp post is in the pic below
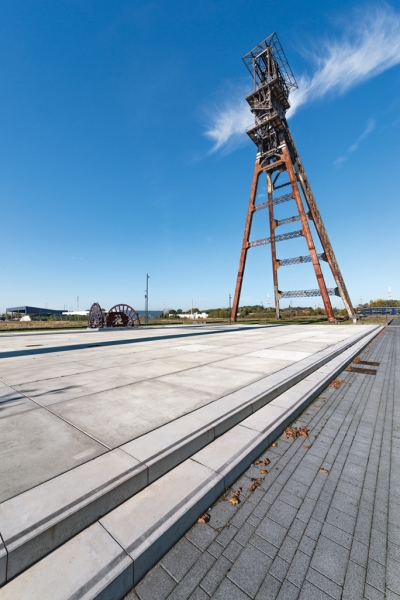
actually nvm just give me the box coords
[145,274,150,325]
[229,293,232,323]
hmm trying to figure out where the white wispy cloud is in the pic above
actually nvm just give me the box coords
[204,3,400,153]
[334,118,376,165]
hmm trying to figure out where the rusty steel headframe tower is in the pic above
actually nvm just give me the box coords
[231,33,355,323]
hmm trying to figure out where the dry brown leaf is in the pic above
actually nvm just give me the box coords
[303,445,310,449]
[271,442,278,447]
[284,426,309,439]
[314,405,320,408]
[353,356,361,363]
[260,469,267,474]
[198,513,210,524]
[228,496,239,505]
[329,379,345,389]
[319,468,328,474]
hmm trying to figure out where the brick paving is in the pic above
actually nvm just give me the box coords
[125,324,399,599]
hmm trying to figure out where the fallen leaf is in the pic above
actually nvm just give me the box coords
[271,442,278,447]
[329,379,345,389]
[319,468,328,474]
[260,469,267,474]
[303,445,310,449]
[228,496,239,505]
[314,405,320,408]
[198,513,210,524]
[284,426,309,439]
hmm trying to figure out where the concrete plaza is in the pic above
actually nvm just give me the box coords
[0,323,374,503]
[0,322,382,594]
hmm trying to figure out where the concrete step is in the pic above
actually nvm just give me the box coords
[0,325,382,597]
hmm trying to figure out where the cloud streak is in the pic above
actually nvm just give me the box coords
[334,118,376,165]
[205,4,400,153]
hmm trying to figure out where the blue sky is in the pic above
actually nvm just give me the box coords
[1,0,399,313]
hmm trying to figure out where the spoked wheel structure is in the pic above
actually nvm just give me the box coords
[88,302,104,329]
[104,304,141,328]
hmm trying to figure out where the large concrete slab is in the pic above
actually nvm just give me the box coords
[0,408,107,502]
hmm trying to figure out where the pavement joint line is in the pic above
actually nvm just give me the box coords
[0,324,275,360]
[0,379,112,451]
[0,325,384,594]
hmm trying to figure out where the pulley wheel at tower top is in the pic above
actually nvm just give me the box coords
[88,302,104,329]
[104,304,141,328]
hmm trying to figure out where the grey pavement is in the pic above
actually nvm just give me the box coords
[125,324,399,599]
[0,324,366,502]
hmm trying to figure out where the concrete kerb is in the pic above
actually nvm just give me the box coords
[0,326,382,597]
[0,326,381,586]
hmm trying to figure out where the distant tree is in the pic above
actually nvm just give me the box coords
[176,309,183,314]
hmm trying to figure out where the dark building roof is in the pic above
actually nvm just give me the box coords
[6,306,64,315]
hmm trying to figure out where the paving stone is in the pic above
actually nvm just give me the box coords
[285,550,310,588]
[212,577,251,599]
[161,538,202,583]
[366,557,385,592]
[228,544,272,598]
[269,556,290,583]
[215,524,238,548]
[311,535,350,586]
[188,588,209,600]
[372,509,387,535]
[321,522,353,550]
[387,557,400,594]
[267,499,298,529]
[209,502,237,529]
[186,524,218,552]
[342,560,366,600]
[234,522,256,547]
[306,567,342,599]
[350,539,369,567]
[388,541,400,562]
[297,535,316,557]
[283,478,309,499]
[255,573,282,600]
[276,579,300,600]
[287,518,307,542]
[312,499,330,523]
[207,541,224,559]
[199,555,231,596]
[231,499,257,529]
[253,500,272,520]
[135,565,176,600]
[389,524,400,547]
[364,583,385,600]
[278,536,299,563]
[354,506,373,545]
[256,517,288,548]
[248,514,262,528]
[304,518,323,542]
[298,580,333,599]
[168,552,215,600]
[369,528,387,566]
[278,490,303,510]
[223,540,243,563]
[249,533,279,560]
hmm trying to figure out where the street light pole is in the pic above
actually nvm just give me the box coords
[145,274,150,325]
[229,293,232,323]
